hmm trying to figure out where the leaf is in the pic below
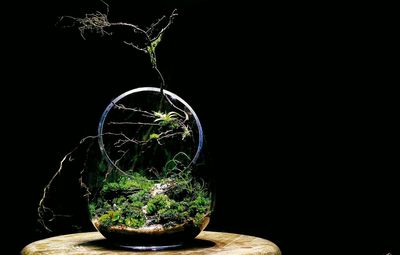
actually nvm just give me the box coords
[149,133,160,139]
[153,111,164,118]
[111,211,120,221]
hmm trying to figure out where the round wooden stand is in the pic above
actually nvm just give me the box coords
[21,231,281,255]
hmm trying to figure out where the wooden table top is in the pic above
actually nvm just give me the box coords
[21,231,281,255]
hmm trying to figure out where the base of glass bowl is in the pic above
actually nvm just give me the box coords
[119,243,184,251]
[93,217,210,248]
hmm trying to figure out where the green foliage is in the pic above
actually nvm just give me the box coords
[189,192,210,215]
[149,133,160,140]
[98,213,111,227]
[111,211,120,222]
[101,182,119,193]
[123,206,146,228]
[98,210,120,227]
[124,215,145,228]
[158,200,189,224]
[98,160,107,173]
[94,172,154,229]
[153,111,180,129]
[92,166,211,230]
[146,194,171,215]
[182,126,191,140]
[101,172,154,194]
[188,192,211,227]
[162,152,191,178]
[128,190,148,208]
[157,192,211,227]
[145,188,211,227]
[88,202,96,217]
[97,206,146,229]
[194,213,206,226]
[112,196,127,206]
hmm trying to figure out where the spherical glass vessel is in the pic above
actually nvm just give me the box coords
[86,87,212,249]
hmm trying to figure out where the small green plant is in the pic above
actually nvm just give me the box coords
[154,111,178,124]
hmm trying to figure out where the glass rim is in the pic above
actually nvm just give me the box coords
[98,87,204,171]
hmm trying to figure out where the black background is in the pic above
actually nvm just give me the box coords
[3,0,398,254]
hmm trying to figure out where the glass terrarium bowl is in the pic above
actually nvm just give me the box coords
[86,87,213,249]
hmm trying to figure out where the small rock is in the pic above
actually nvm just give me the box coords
[150,182,172,196]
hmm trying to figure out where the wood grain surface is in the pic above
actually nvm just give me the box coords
[21,231,281,255]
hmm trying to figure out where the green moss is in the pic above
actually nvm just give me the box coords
[146,194,171,215]
[92,170,212,230]
[98,210,120,227]
[112,196,127,205]
[98,208,145,229]
[124,216,145,228]
[193,213,205,226]
[188,193,211,227]
[159,200,189,224]
[189,193,211,215]
[102,182,119,193]
[124,208,146,228]
[88,203,96,217]
[98,214,111,226]
[149,190,211,227]
[101,172,154,194]
[128,190,147,207]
